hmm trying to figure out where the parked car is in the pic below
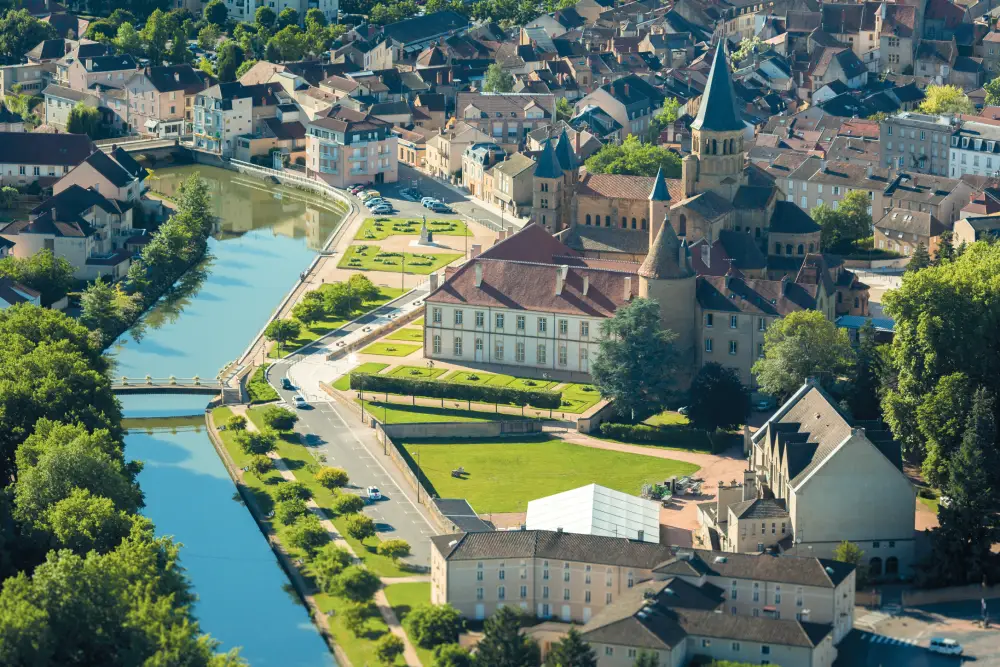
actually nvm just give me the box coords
[928,638,963,656]
[755,395,776,411]
[292,395,307,408]
[421,197,440,207]
[360,190,381,202]
[365,197,388,208]
[371,204,393,214]
[428,202,453,214]
[366,486,381,501]
[281,378,293,390]
[350,185,365,195]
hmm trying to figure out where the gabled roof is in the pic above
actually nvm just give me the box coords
[110,147,147,181]
[380,10,468,46]
[0,131,93,166]
[653,548,854,588]
[141,64,211,93]
[80,150,134,188]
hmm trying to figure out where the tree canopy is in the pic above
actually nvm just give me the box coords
[66,103,103,139]
[918,84,975,115]
[810,190,872,254]
[584,135,682,178]
[688,363,749,431]
[473,606,540,667]
[0,250,74,306]
[483,63,514,93]
[0,9,57,61]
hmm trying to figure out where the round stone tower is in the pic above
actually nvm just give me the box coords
[638,216,697,370]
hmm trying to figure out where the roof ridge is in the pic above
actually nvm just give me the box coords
[476,256,639,275]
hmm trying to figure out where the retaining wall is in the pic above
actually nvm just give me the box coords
[902,583,1000,607]
[382,419,541,440]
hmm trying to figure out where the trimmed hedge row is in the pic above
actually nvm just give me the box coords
[599,422,733,454]
[349,372,562,409]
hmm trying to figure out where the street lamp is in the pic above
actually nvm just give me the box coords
[401,254,406,291]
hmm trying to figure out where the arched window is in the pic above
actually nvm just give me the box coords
[808,243,814,252]
[605,215,611,227]
[631,217,636,229]
[641,218,647,230]
[621,217,627,228]
[886,557,899,576]
[869,557,883,577]
[704,139,710,154]
[679,214,687,236]
[585,214,591,225]
[786,244,793,255]
[775,243,781,254]
[797,244,804,255]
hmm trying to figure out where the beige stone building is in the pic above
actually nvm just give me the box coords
[490,153,536,218]
[954,213,1000,245]
[123,64,211,137]
[424,121,492,181]
[873,208,945,256]
[455,91,556,151]
[305,106,398,187]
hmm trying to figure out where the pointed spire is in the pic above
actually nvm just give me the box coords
[690,41,744,133]
[648,165,670,201]
[639,217,694,279]
[554,128,578,171]
[533,138,563,179]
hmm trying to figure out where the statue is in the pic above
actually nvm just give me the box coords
[420,215,433,244]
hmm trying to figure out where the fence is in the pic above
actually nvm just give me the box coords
[229,159,353,209]
[115,376,222,387]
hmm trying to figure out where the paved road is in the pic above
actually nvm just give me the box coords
[394,164,519,233]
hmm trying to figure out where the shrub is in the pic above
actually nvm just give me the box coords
[316,466,349,489]
[332,494,365,515]
[349,372,562,409]
[344,513,376,540]
[247,454,273,477]
[275,498,308,525]
[236,428,278,456]
[433,644,473,667]
[273,481,312,502]
[405,604,463,648]
[375,634,405,666]
[376,538,411,561]
[226,414,247,431]
[311,543,354,592]
[285,514,330,555]
[332,565,380,602]
[261,405,299,430]
[247,364,279,403]
[342,601,374,637]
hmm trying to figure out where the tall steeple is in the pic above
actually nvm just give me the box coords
[648,166,670,201]
[691,41,744,133]
[554,128,578,171]
[533,138,563,179]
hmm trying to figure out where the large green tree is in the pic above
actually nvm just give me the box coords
[204,0,228,26]
[591,297,679,422]
[687,362,749,431]
[751,310,856,398]
[845,320,886,421]
[405,604,463,648]
[473,606,539,667]
[0,249,74,305]
[584,134,682,178]
[482,63,514,93]
[918,84,975,115]
[215,40,245,82]
[810,190,872,254]
[543,628,596,667]
[0,9,57,61]
[67,102,103,138]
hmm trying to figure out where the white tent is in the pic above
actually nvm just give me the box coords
[525,483,660,543]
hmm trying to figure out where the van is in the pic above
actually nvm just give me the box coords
[928,638,962,655]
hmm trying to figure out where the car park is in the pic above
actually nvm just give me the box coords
[421,197,440,207]
[928,638,963,655]
[360,190,381,202]
[400,189,420,202]
[350,185,365,195]
[428,202,453,213]
[365,199,390,210]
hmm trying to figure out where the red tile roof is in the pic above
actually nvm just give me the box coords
[577,173,684,201]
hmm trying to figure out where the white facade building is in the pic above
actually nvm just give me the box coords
[526,484,661,543]
[949,121,1000,178]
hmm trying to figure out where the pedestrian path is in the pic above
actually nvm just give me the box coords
[859,632,922,648]
[855,610,892,630]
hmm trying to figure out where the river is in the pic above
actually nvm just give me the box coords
[117,165,344,666]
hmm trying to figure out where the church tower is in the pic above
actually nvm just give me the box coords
[687,41,747,201]
[531,139,563,233]
[648,165,671,241]
[554,128,579,230]
[639,216,697,368]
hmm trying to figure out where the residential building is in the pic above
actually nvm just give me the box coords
[363,11,470,70]
[394,126,429,171]
[64,53,137,92]
[573,75,664,139]
[55,148,147,203]
[0,279,41,309]
[874,208,945,256]
[949,120,1000,177]
[455,92,556,150]
[306,105,398,187]
[983,31,1000,74]
[0,131,94,187]
[0,106,25,132]
[425,122,492,180]
[462,142,506,201]
[881,171,972,225]
[879,112,956,175]
[954,213,1000,244]
[879,4,917,75]
[42,84,100,130]
[776,158,888,218]
[490,152,536,218]
[0,62,52,98]
[192,82,282,156]
[124,64,212,137]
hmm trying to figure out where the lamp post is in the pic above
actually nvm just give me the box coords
[401,254,406,291]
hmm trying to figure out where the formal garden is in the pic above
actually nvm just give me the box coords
[337,244,462,274]
[355,217,471,241]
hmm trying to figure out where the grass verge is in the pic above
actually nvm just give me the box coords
[332,362,389,391]
[360,342,421,357]
[385,328,424,342]
[384,582,434,666]
[247,365,279,404]
[557,383,602,414]
[337,244,462,274]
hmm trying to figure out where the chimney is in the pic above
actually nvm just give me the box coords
[742,469,757,501]
[866,162,873,178]
[624,82,630,98]
[555,265,567,295]
[582,275,590,296]
[623,276,632,300]
[701,243,710,268]
[50,208,56,221]
[175,71,181,82]
[474,263,483,287]
[86,58,93,70]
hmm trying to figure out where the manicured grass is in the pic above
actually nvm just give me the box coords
[247,365,279,404]
[269,286,407,358]
[557,383,602,414]
[338,244,462,274]
[313,593,405,667]
[355,217,471,241]
[412,317,424,326]
[332,362,389,391]
[506,377,557,391]
[360,342,421,357]
[918,495,940,514]
[211,407,283,515]
[645,411,690,427]
[386,365,448,380]
[438,370,555,391]
[401,436,699,513]
[358,399,532,424]
[384,582,434,666]
[385,328,424,342]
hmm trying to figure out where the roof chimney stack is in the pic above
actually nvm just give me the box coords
[555,265,566,295]
[623,276,632,300]
[474,263,483,287]
[50,208,56,221]
[582,275,589,296]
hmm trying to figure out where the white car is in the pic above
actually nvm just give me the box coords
[928,638,963,655]
[292,394,307,408]
[371,204,393,214]
[365,198,389,209]
[421,197,440,207]
[366,486,381,501]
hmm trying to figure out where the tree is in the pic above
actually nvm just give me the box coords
[315,466,349,489]
[584,134,682,178]
[474,606,540,667]
[918,84,975,115]
[648,97,681,140]
[483,63,514,93]
[752,310,856,398]
[215,40,245,82]
[236,59,257,78]
[933,230,955,264]
[197,23,221,51]
[226,414,247,431]
[247,454,273,477]
[265,318,301,353]
[285,514,330,555]
[67,102,102,138]
[43,488,137,555]
[332,565,381,602]
[114,22,143,57]
[332,493,365,515]
[377,538,411,561]
[730,35,770,66]
[922,389,1000,586]
[833,540,867,586]
[845,320,886,422]
[544,628,596,667]
[268,25,308,61]
[260,405,298,430]
[80,277,121,343]
[342,602,373,636]
[0,10,57,61]
[344,512,376,540]
[168,28,194,64]
[867,111,890,123]
[234,428,277,455]
[278,7,300,27]
[906,242,931,272]
[255,6,277,29]
[687,363,749,431]
[632,652,659,667]
[375,634,405,666]
[434,643,473,667]
[204,0,228,25]
[555,97,573,122]
[310,543,353,592]
[405,604,463,648]
[592,298,679,422]
[305,8,327,27]
[0,185,18,209]
[811,190,872,253]
[275,497,308,525]
[0,251,74,306]
[293,293,326,324]
[273,481,312,501]
[140,9,172,63]
[986,76,1000,107]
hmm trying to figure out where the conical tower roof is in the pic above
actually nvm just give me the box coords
[648,165,670,201]
[555,128,578,170]
[690,41,744,133]
[639,219,694,279]
[533,138,563,179]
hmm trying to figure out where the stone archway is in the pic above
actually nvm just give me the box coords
[869,557,883,577]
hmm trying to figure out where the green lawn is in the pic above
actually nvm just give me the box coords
[313,593,405,667]
[386,365,448,380]
[401,436,699,513]
[412,317,424,326]
[385,328,424,342]
[332,362,389,391]
[337,244,462,274]
[557,383,603,414]
[384,582,434,665]
[247,365,279,404]
[358,400,532,424]
[438,370,556,391]
[269,286,407,358]
[360,342,421,357]
[645,411,690,427]
[355,217,471,241]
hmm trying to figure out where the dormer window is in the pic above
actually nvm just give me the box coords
[952,137,959,146]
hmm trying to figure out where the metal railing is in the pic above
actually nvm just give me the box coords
[114,376,223,388]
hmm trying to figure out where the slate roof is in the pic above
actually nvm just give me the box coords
[653,548,854,588]
[691,41,744,132]
[0,131,93,166]
[27,38,67,61]
[492,153,536,178]
[554,129,579,170]
[718,230,768,269]
[80,150,134,188]
[110,147,148,181]
[649,166,670,201]
[380,10,468,46]
[875,208,945,238]
[732,185,775,210]
[672,191,734,220]
[730,498,789,520]
[696,274,819,316]
[639,221,693,280]
[533,139,563,178]
[81,54,136,72]
[560,225,650,255]
[770,201,821,234]
[142,64,211,93]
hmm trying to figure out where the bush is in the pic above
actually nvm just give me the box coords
[342,601,374,637]
[236,428,278,455]
[332,565,381,602]
[247,364,279,403]
[405,604,463,648]
[598,422,725,452]
[247,454,273,477]
[311,543,354,592]
[349,372,562,408]
[344,513,376,540]
[273,481,312,502]
[316,466,349,489]
[332,494,365,515]
[275,498,308,525]
[226,414,247,431]
[285,515,330,555]
[376,538,411,561]
[375,634,405,666]
[433,643,473,667]
[260,405,298,430]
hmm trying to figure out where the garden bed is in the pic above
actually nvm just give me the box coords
[355,217,471,241]
[337,245,462,274]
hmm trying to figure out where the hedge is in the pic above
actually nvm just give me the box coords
[599,422,734,454]
[349,372,562,409]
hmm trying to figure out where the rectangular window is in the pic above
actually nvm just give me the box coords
[454,310,463,326]
[520,585,527,598]
[558,346,567,366]
[494,340,504,361]
[730,315,738,329]
[432,307,442,323]
[580,321,589,337]
[758,317,766,331]
[497,586,505,600]
[606,592,612,603]
[705,313,714,327]
[432,335,441,354]
[537,318,547,334]
[537,345,546,364]
[496,314,505,329]
[543,585,549,597]
[475,311,484,327]
[476,588,483,600]
[563,588,570,600]
[729,341,738,355]
[605,647,613,656]
[454,338,463,356]
[558,319,568,335]
[705,338,713,353]
[516,315,525,330]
